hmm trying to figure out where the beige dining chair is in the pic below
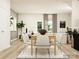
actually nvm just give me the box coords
[22,32,30,46]
[34,35,51,56]
[56,33,62,51]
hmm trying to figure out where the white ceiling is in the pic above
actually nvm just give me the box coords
[11,0,72,14]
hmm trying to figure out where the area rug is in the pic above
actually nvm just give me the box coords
[17,46,69,59]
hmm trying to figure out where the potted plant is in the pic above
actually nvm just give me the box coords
[17,21,25,39]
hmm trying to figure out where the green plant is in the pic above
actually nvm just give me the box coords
[17,21,25,28]
[17,21,25,39]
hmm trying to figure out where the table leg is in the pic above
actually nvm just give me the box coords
[54,37,56,55]
[31,38,33,55]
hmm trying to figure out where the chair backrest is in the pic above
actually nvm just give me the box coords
[56,33,62,43]
[36,35,50,45]
[22,33,29,43]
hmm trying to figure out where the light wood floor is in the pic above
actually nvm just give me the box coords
[0,39,79,59]
[0,39,24,59]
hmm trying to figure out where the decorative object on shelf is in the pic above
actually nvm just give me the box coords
[10,16,14,26]
[10,16,17,31]
[60,21,66,28]
[17,21,25,39]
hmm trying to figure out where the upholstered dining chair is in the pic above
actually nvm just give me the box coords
[34,34,51,56]
[22,32,29,46]
[56,33,62,51]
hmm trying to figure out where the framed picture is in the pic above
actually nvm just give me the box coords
[60,21,66,28]
[37,22,42,31]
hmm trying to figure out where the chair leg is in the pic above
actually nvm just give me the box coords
[48,48,50,57]
[35,48,37,57]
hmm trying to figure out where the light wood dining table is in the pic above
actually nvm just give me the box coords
[31,34,56,55]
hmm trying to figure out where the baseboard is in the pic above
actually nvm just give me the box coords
[0,44,10,52]
[11,38,18,42]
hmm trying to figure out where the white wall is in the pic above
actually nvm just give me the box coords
[72,0,79,29]
[11,10,18,19]
[0,0,10,51]
[18,13,71,33]
[18,14,43,33]
[57,13,71,33]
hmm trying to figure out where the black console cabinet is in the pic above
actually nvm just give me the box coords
[73,33,79,51]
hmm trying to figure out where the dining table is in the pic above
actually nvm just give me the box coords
[30,33,56,55]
